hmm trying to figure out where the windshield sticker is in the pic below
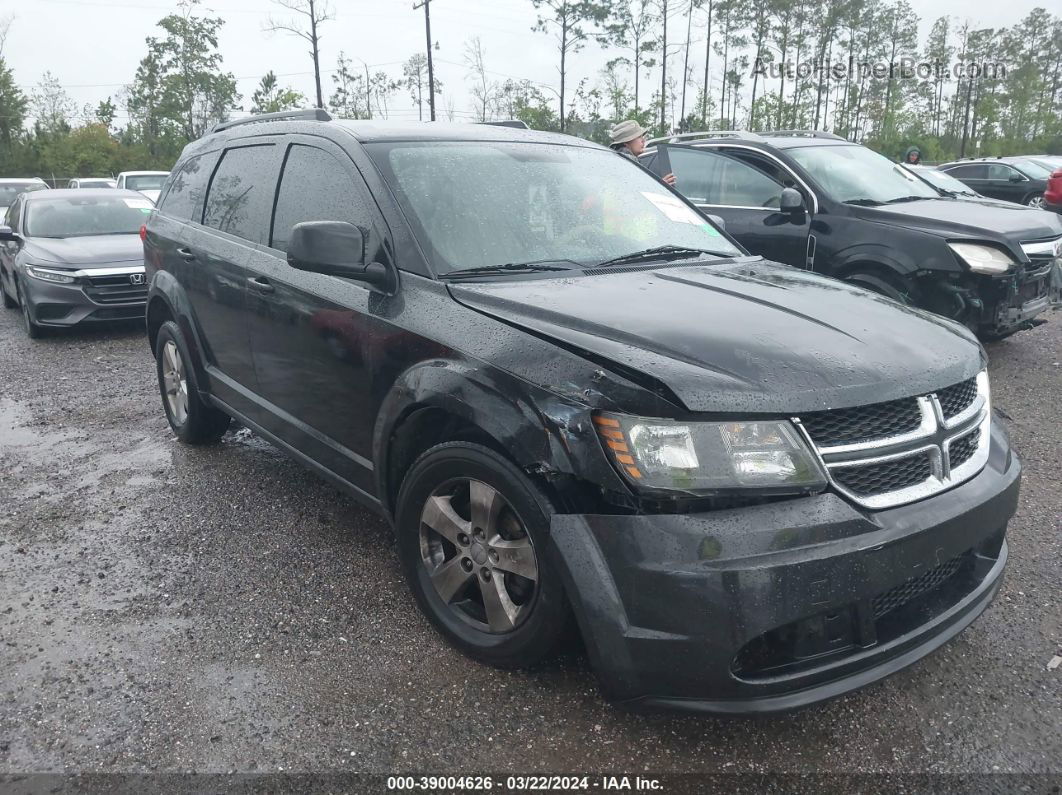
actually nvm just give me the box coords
[641,191,705,226]
[700,223,721,237]
[124,198,153,209]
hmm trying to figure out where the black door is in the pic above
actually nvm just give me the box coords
[942,164,991,198]
[652,144,811,268]
[179,143,281,407]
[984,163,1030,203]
[243,138,387,496]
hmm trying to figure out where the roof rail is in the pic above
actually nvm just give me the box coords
[645,129,764,147]
[478,120,530,129]
[760,130,847,141]
[210,108,333,134]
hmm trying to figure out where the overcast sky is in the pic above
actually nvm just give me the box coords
[2,0,1052,126]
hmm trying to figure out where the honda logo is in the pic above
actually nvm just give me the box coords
[130,273,145,285]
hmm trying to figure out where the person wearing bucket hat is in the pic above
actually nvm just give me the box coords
[609,120,676,185]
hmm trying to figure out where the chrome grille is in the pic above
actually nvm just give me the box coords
[83,272,147,305]
[795,372,991,510]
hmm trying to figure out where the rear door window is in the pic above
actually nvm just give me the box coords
[944,164,987,179]
[203,144,279,245]
[270,144,368,253]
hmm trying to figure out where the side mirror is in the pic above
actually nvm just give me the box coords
[287,221,397,294]
[1008,173,1025,183]
[0,225,18,243]
[706,214,725,231]
[779,187,806,221]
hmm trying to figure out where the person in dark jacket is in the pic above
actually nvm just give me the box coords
[904,146,922,165]
[610,120,676,185]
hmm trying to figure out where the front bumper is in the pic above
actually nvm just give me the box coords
[976,263,1053,335]
[549,418,1019,714]
[21,270,146,327]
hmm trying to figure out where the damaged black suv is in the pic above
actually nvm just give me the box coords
[642,131,1062,339]
[144,111,1019,714]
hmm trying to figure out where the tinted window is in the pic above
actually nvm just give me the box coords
[6,198,21,231]
[24,195,152,238]
[942,164,986,179]
[271,145,364,252]
[159,152,218,222]
[669,148,783,207]
[987,163,1020,181]
[203,145,277,244]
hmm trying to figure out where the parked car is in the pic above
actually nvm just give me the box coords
[641,131,1061,338]
[0,189,151,338]
[143,111,1018,714]
[116,171,170,204]
[903,164,983,198]
[67,177,117,189]
[937,157,1052,209]
[0,178,48,215]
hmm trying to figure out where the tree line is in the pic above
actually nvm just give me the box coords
[0,0,1059,181]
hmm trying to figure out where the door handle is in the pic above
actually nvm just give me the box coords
[247,276,275,294]
[176,247,196,261]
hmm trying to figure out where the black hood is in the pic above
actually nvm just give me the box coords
[851,198,1062,243]
[24,234,143,266]
[449,259,984,414]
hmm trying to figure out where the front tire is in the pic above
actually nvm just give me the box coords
[16,280,44,339]
[395,442,570,668]
[1025,193,1046,209]
[155,320,231,444]
[844,270,917,305]
[1,273,16,309]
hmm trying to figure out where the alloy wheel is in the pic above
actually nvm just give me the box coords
[1026,195,1046,209]
[161,339,189,425]
[419,478,539,634]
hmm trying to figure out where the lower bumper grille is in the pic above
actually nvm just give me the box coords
[871,555,965,619]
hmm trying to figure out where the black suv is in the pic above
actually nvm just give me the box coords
[938,157,1053,209]
[144,111,1019,714]
[641,131,1061,338]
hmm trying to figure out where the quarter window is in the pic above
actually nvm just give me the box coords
[159,151,220,222]
[271,145,366,252]
[203,145,277,244]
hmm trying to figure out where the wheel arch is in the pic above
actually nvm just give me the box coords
[373,362,583,522]
[145,271,211,392]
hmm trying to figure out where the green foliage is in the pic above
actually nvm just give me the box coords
[250,71,306,114]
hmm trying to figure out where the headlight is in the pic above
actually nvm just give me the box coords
[24,264,76,284]
[593,414,828,496]
[948,243,1016,274]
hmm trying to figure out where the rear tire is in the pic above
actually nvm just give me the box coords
[395,441,570,669]
[155,320,231,444]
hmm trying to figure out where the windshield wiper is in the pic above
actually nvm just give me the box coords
[843,198,884,206]
[882,195,934,204]
[440,259,579,280]
[593,245,725,269]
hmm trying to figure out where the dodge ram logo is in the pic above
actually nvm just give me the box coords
[130,273,145,285]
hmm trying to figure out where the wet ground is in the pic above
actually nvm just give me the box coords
[0,308,1059,779]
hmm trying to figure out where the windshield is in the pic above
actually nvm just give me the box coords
[788,144,939,204]
[25,195,153,238]
[1008,160,1053,179]
[908,167,975,195]
[125,174,167,191]
[79,179,116,189]
[367,141,740,275]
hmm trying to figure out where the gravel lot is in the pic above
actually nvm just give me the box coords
[0,306,1059,780]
